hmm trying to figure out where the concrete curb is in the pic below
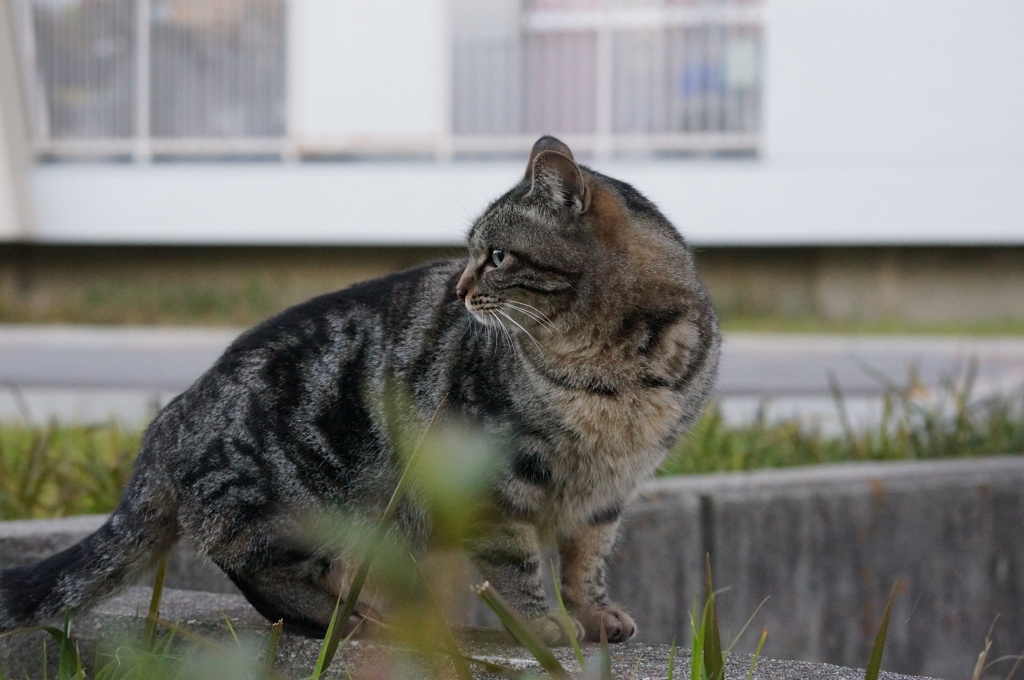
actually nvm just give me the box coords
[3,457,1023,678]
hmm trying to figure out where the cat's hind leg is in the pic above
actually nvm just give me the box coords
[217,551,379,639]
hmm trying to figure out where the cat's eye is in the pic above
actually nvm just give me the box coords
[490,249,506,267]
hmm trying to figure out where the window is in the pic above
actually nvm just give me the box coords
[10,0,762,161]
[11,0,285,160]
[452,0,764,156]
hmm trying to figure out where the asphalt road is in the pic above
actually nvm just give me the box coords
[2,325,1023,426]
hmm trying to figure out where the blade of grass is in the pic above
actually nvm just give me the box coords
[222,613,240,645]
[971,616,999,680]
[311,591,360,680]
[865,584,897,680]
[595,622,611,680]
[462,654,547,679]
[38,619,84,680]
[317,395,449,672]
[723,596,769,655]
[411,559,474,680]
[690,597,705,680]
[550,561,584,669]
[475,581,569,679]
[703,556,724,680]
[1002,649,1024,680]
[667,639,677,680]
[746,629,768,680]
[264,620,283,677]
[143,558,168,650]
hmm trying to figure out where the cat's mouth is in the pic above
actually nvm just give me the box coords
[464,295,555,341]
[463,295,501,327]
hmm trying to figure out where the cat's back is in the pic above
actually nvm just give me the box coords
[143,259,467,456]
[222,258,465,362]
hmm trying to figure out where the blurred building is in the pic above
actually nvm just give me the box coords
[1,0,1023,321]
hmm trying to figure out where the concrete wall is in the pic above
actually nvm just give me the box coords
[3,458,1022,679]
[610,458,1024,680]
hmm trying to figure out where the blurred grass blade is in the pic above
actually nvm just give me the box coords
[462,654,544,679]
[312,591,359,680]
[265,620,284,676]
[39,617,85,680]
[412,560,474,680]
[724,596,769,654]
[595,623,611,680]
[316,399,448,671]
[222,613,240,645]
[866,585,897,680]
[550,562,584,669]
[667,639,677,680]
[475,582,569,679]
[143,558,168,650]
[690,597,704,680]
[746,629,768,680]
[1002,648,1024,680]
[703,556,724,679]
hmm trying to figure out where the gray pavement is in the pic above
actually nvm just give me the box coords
[1,325,1023,426]
[0,586,942,679]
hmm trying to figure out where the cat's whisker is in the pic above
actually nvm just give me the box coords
[501,301,557,332]
[502,306,553,335]
[496,309,544,353]
[488,320,501,357]
[488,310,517,359]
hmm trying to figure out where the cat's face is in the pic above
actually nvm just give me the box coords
[457,136,694,349]
[456,137,593,339]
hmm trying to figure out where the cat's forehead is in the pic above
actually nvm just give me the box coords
[467,197,551,250]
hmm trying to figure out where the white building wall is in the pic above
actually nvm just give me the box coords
[14,0,1024,246]
[765,0,1024,163]
[0,0,30,239]
[289,0,449,151]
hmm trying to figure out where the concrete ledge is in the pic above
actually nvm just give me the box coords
[0,587,939,680]
[3,457,1023,678]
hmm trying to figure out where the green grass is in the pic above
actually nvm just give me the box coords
[718,314,1024,337]
[660,375,1024,476]
[0,422,139,520]
[2,374,1022,521]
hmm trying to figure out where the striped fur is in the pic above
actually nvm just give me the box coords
[0,137,719,645]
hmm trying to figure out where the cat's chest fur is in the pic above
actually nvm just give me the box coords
[508,356,693,532]
[554,386,682,496]
[552,385,684,462]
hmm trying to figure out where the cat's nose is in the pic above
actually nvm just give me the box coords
[456,286,468,301]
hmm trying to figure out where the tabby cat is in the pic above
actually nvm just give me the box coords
[0,137,720,645]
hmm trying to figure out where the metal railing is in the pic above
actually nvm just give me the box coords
[9,0,762,161]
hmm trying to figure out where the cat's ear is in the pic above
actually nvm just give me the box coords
[526,137,591,215]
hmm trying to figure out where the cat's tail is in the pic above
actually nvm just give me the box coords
[0,475,178,633]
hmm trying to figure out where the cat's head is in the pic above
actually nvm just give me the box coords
[456,136,693,343]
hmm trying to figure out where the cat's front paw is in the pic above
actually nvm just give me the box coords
[528,610,585,647]
[574,605,637,643]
